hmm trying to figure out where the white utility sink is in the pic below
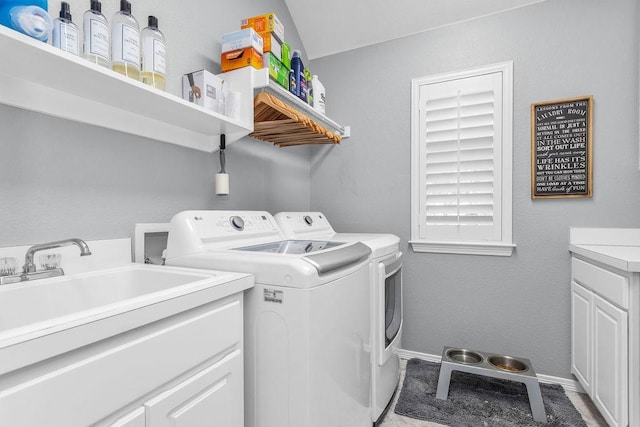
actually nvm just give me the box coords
[0,265,215,331]
[0,263,253,375]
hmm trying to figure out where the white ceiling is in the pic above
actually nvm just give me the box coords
[284,0,547,59]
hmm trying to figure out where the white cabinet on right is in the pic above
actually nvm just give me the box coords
[571,273,629,426]
[570,226,640,427]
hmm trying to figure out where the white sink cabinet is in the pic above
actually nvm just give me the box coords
[0,265,253,427]
[570,228,640,427]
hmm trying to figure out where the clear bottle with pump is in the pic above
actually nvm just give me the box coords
[83,0,110,68]
[111,0,140,80]
[140,16,166,90]
[52,2,79,56]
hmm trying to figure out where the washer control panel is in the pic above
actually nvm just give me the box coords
[274,212,335,238]
[170,210,283,249]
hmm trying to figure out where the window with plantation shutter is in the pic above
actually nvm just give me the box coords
[410,62,514,256]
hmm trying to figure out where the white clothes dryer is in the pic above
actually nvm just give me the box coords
[274,212,403,424]
[164,211,373,427]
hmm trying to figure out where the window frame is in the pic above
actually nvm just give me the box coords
[409,61,515,257]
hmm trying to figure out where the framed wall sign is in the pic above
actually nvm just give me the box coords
[531,96,593,199]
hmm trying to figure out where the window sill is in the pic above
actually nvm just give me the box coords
[409,240,516,257]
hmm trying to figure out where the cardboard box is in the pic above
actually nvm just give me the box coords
[241,12,284,42]
[221,28,263,54]
[263,52,288,90]
[281,42,290,68]
[182,69,226,113]
[260,31,282,59]
[221,47,263,72]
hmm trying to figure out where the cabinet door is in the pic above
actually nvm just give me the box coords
[593,293,628,427]
[144,349,243,427]
[571,281,592,391]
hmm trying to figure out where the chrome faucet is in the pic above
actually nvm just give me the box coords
[0,238,92,285]
[23,238,92,274]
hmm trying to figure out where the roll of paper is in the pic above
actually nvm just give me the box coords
[216,173,229,195]
[226,91,242,121]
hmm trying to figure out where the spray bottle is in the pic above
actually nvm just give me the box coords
[52,2,79,55]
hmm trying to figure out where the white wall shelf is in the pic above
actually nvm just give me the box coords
[0,26,267,152]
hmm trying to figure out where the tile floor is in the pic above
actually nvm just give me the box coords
[378,359,608,426]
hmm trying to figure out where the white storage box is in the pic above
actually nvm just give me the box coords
[182,70,226,114]
[221,28,263,54]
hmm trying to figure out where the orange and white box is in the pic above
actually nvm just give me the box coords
[221,47,263,72]
[259,31,282,59]
[241,12,284,42]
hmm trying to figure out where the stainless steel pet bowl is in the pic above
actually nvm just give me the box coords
[488,355,529,373]
[445,348,483,364]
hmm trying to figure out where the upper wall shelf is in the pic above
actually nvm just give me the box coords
[0,26,266,152]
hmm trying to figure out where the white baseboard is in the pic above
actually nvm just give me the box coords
[394,348,586,394]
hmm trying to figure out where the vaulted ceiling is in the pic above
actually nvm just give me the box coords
[285,0,548,59]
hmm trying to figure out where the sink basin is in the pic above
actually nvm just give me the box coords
[0,263,253,376]
[0,265,219,332]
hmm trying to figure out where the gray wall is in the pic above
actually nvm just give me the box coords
[0,0,311,246]
[309,0,640,378]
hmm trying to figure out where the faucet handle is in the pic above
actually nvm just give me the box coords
[39,253,62,271]
[0,257,17,276]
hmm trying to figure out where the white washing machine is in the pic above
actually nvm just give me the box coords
[274,212,403,424]
[164,210,373,427]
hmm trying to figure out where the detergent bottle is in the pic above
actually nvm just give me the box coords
[0,0,52,42]
[289,50,306,102]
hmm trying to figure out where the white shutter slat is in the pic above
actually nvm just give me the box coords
[459,90,494,105]
[426,216,493,226]
[425,181,493,195]
[425,170,493,185]
[425,158,492,172]
[459,125,494,140]
[426,193,494,205]
[426,205,493,216]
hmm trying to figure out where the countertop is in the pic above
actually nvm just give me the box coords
[569,244,640,272]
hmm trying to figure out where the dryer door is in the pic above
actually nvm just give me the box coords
[377,253,403,365]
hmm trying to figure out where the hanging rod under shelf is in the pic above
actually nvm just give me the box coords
[251,92,341,146]
[258,80,347,137]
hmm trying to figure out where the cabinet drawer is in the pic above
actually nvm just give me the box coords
[572,257,629,309]
[0,296,243,427]
[145,349,243,426]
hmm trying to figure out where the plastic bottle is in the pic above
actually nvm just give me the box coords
[305,68,313,106]
[83,0,109,67]
[311,75,325,114]
[140,15,166,90]
[111,0,140,80]
[289,49,306,102]
[52,2,79,55]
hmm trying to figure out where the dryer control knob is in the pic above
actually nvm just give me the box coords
[230,216,245,231]
[304,215,313,225]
